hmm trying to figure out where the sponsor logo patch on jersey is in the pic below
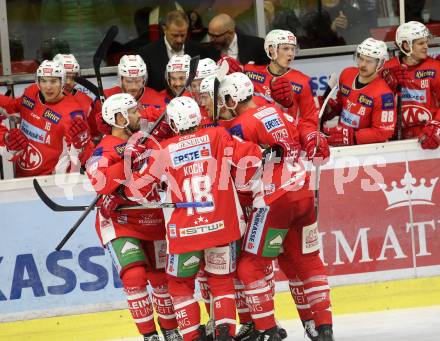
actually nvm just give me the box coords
[340,109,360,128]
[415,69,436,79]
[357,94,373,107]
[180,220,225,236]
[171,143,211,167]
[272,128,289,141]
[245,71,266,83]
[401,88,427,103]
[228,124,244,139]
[69,110,85,119]
[114,142,127,156]
[245,207,269,253]
[169,135,210,152]
[253,106,277,119]
[20,119,47,143]
[169,224,177,238]
[381,93,395,109]
[340,84,351,96]
[21,95,35,110]
[290,81,303,94]
[261,113,284,132]
[42,108,62,124]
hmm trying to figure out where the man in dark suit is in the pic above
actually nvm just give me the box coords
[137,10,215,91]
[208,13,269,66]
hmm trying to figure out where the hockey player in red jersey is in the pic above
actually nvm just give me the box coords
[53,53,98,138]
[94,55,168,136]
[221,29,330,165]
[127,96,263,341]
[381,21,440,148]
[160,54,193,103]
[0,60,93,177]
[86,93,182,341]
[322,38,396,146]
[219,73,335,341]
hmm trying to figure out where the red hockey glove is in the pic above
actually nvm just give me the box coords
[69,116,91,149]
[125,132,152,171]
[96,110,112,135]
[318,96,341,123]
[304,131,330,165]
[217,55,242,74]
[323,122,355,146]
[270,77,294,108]
[100,193,127,219]
[380,65,409,92]
[419,120,440,150]
[4,128,29,152]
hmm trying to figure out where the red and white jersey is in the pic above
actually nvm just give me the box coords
[0,84,93,177]
[220,103,310,205]
[383,56,440,138]
[134,126,262,254]
[335,67,396,144]
[86,134,165,245]
[244,64,319,146]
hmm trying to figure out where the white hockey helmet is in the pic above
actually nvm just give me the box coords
[102,93,138,128]
[264,29,297,60]
[219,72,254,110]
[118,55,147,80]
[53,53,80,74]
[166,54,191,76]
[396,21,431,56]
[200,74,216,100]
[36,60,66,87]
[356,38,388,69]
[195,58,218,80]
[167,96,201,133]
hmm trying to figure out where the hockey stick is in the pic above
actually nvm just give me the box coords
[212,60,229,123]
[74,76,100,99]
[395,84,403,140]
[314,73,338,215]
[94,25,119,104]
[33,178,212,211]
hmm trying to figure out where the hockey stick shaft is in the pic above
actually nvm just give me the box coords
[55,194,102,251]
[396,84,403,140]
[74,76,100,99]
[314,74,338,215]
[93,25,118,104]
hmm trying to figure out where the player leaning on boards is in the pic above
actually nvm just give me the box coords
[127,96,264,341]
[86,94,182,341]
[321,38,396,146]
[0,60,93,177]
[218,72,335,341]
[381,21,440,149]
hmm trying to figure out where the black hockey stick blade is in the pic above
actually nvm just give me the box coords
[395,84,403,140]
[33,179,89,212]
[93,25,119,69]
[56,194,103,251]
[74,77,100,99]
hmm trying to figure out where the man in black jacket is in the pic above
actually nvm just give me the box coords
[208,13,269,66]
[137,10,215,91]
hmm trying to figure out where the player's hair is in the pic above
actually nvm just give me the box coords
[164,10,189,28]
